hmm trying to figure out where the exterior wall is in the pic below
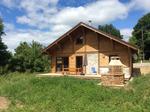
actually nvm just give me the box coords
[133,63,150,75]
[99,37,112,52]
[69,54,76,68]
[62,40,73,53]
[51,54,56,73]
[49,29,133,77]
[85,31,98,52]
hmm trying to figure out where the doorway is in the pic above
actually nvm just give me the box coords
[76,56,83,68]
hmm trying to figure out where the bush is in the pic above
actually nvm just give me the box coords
[0,65,9,75]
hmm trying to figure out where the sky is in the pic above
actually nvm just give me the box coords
[0,0,150,52]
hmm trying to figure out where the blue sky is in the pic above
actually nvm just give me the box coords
[0,0,150,52]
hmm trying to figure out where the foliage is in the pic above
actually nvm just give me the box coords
[129,12,150,60]
[0,73,150,112]
[0,18,11,75]
[10,41,50,72]
[98,24,123,39]
[129,36,137,45]
[0,18,4,35]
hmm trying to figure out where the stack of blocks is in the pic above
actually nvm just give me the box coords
[101,66,124,86]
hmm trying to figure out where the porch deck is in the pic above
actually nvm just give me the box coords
[37,73,101,79]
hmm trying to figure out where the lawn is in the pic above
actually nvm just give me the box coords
[0,73,150,112]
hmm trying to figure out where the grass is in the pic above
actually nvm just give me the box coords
[0,73,150,112]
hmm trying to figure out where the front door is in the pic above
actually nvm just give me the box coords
[76,56,83,68]
[76,56,83,74]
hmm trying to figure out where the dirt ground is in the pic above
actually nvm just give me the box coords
[0,96,10,110]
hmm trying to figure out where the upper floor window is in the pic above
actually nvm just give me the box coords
[76,36,84,45]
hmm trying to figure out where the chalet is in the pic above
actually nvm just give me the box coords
[43,22,138,79]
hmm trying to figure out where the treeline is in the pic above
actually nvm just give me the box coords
[0,19,50,75]
[129,13,150,61]
[9,41,50,73]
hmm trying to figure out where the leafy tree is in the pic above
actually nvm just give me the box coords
[11,41,50,72]
[98,24,123,39]
[129,36,137,45]
[129,13,150,60]
[0,18,11,74]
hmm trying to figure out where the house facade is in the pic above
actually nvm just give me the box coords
[43,22,138,79]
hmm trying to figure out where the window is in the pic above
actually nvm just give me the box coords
[63,57,69,68]
[109,55,119,62]
[56,57,69,72]
[76,36,83,44]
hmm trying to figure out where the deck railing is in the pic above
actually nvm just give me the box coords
[62,67,83,75]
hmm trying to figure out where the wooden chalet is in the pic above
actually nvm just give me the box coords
[43,22,138,79]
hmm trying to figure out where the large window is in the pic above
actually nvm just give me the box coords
[56,57,69,72]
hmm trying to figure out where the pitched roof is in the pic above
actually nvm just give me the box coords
[43,22,138,52]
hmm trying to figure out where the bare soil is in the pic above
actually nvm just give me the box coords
[0,96,10,110]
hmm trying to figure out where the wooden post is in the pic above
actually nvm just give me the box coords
[82,26,87,74]
[97,33,100,75]
[110,39,114,52]
[128,47,132,77]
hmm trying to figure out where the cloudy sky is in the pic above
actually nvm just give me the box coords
[0,0,150,52]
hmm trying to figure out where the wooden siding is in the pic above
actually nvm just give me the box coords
[86,31,98,52]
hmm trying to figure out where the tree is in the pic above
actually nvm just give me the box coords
[98,24,123,39]
[129,13,150,60]
[11,41,50,72]
[0,18,11,74]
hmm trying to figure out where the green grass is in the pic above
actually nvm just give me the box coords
[0,73,150,112]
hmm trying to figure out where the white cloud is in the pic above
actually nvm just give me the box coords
[17,0,129,29]
[120,28,133,41]
[17,0,59,29]
[3,22,70,52]
[4,22,15,31]
[3,29,59,52]
[129,0,150,12]
[50,0,128,26]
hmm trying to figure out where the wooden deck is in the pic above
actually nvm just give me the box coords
[37,73,101,79]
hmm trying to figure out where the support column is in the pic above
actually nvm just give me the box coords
[51,54,56,73]
[82,27,87,74]
[97,33,100,75]
[128,47,132,77]
[110,39,114,52]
